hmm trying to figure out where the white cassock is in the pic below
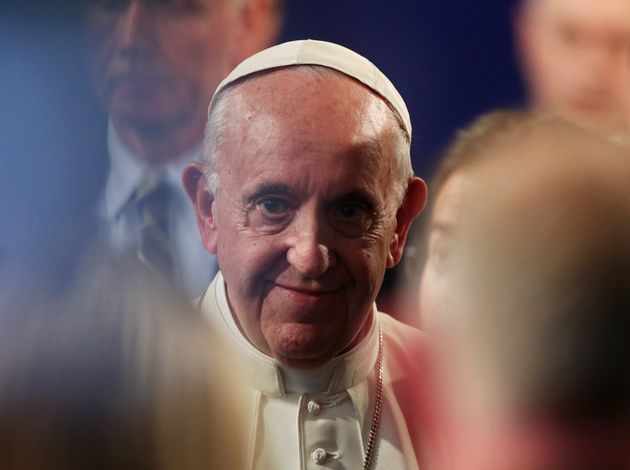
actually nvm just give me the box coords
[200,273,429,470]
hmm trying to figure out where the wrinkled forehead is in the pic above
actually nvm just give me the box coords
[221,68,404,150]
[238,68,397,119]
[208,70,405,202]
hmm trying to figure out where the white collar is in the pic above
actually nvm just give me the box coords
[201,272,379,396]
[104,120,203,220]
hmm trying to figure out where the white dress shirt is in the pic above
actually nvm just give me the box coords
[200,272,421,470]
[100,122,217,297]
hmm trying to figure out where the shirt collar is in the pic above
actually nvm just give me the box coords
[104,120,204,220]
[201,272,380,397]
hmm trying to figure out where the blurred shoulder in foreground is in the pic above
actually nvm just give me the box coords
[0,251,247,470]
[424,117,630,470]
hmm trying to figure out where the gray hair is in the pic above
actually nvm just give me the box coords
[203,66,413,207]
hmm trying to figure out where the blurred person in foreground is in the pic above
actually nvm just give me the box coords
[183,40,432,469]
[417,110,538,329]
[514,0,630,139]
[399,110,535,327]
[0,254,247,470]
[82,0,283,296]
[421,119,630,470]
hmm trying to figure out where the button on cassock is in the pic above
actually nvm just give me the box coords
[307,400,321,416]
[311,448,328,465]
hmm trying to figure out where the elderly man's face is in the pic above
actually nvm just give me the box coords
[84,0,241,133]
[191,70,424,369]
[518,0,630,135]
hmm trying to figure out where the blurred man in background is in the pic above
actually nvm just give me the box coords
[515,0,630,138]
[422,119,630,470]
[83,0,283,295]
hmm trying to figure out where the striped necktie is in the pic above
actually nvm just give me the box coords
[134,178,174,279]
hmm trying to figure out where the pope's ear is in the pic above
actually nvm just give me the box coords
[182,163,219,254]
[387,177,428,268]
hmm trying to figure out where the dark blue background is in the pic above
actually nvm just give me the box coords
[281,0,525,177]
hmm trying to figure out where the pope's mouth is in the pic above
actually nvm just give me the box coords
[273,283,345,297]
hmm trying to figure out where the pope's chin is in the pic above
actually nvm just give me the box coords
[264,322,347,370]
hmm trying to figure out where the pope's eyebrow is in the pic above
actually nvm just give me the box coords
[243,182,293,204]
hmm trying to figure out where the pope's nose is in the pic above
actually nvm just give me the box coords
[287,233,336,278]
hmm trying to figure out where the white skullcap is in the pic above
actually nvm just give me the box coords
[209,39,412,138]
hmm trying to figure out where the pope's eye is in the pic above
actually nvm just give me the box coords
[338,205,360,218]
[247,196,293,232]
[259,197,289,215]
[330,202,373,237]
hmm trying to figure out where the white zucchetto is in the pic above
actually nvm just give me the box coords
[209,39,412,139]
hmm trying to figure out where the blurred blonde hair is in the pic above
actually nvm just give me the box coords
[0,252,246,470]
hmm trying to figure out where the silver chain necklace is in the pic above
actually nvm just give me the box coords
[363,326,384,470]
[197,286,385,470]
